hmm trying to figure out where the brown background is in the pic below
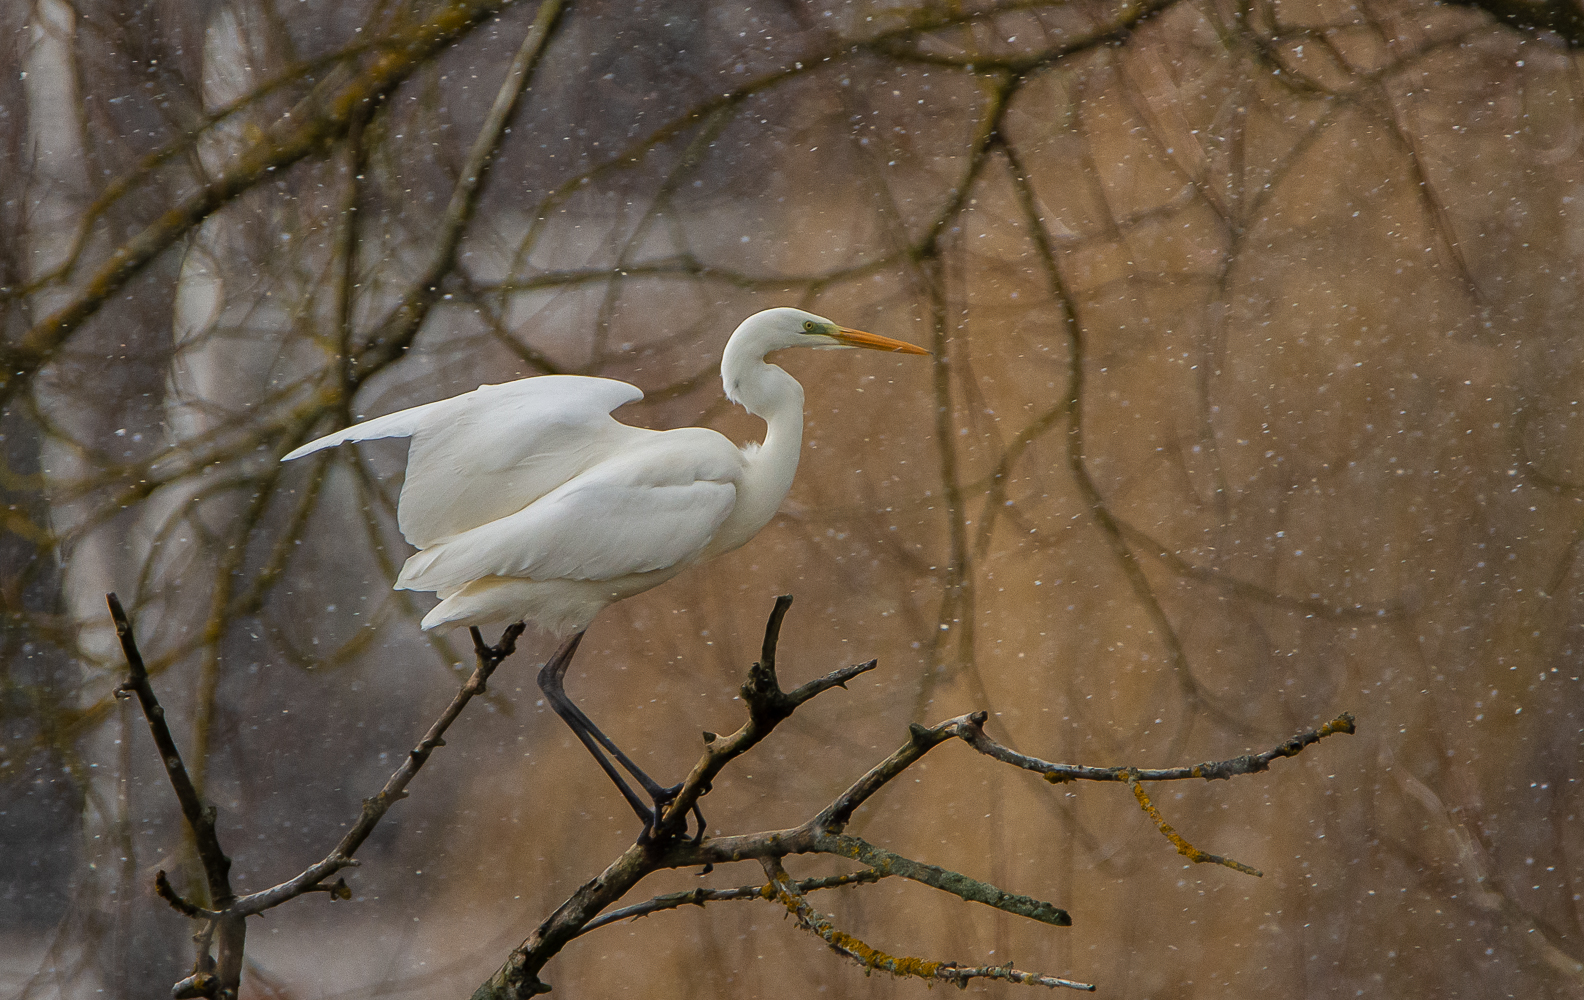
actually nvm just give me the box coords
[2,0,1582,997]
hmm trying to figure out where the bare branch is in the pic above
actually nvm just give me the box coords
[108,595,528,997]
[813,715,963,833]
[759,858,1093,991]
[112,590,1354,999]
[575,870,887,937]
[809,832,1071,926]
[1125,774,1264,877]
[232,623,526,915]
[154,870,217,920]
[107,593,246,993]
[949,712,1357,784]
[656,595,877,841]
[108,594,235,909]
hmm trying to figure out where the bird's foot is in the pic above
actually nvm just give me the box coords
[638,787,708,846]
[688,802,708,846]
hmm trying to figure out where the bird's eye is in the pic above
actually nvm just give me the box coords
[802,320,815,331]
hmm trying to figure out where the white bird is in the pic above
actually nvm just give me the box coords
[283,307,928,635]
[285,308,926,837]
[286,309,925,843]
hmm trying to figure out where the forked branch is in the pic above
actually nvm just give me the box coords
[761,858,1094,991]
[472,598,1354,998]
[110,596,526,998]
[114,591,1353,1000]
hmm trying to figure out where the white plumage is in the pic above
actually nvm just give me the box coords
[283,307,927,635]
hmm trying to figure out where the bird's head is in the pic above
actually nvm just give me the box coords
[731,307,931,356]
[721,307,928,413]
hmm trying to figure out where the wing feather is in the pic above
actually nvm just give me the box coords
[283,376,646,547]
[395,428,743,593]
[281,401,439,460]
[398,377,646,546]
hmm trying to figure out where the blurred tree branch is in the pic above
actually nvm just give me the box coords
[1448,0,1584,44]
[110,592,526,999]
[0,0,527,407]
[348,0,567,384]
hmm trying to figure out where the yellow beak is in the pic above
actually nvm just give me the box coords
[830,326,931,355]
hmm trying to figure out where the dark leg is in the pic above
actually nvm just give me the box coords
[536,632,686,838]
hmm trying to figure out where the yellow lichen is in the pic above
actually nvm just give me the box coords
[1127,772,1263,878]
[768,868,950,985]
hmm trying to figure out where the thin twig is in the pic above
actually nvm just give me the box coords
[352,0,569,381]
[575,870,887,937]
[1126,773,1263,877]
[232,624,526,915]
[760,858,1094,992]
[949,712,1357,784]
[155,870,217,920]
[108,593,246,994]
[813,717,961,833]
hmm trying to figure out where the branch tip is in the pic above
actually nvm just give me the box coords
[760,594,794,668]
[172,972,219,1000]
[500,620,527,649]
[106,592,130,633]
[155,870,211,918]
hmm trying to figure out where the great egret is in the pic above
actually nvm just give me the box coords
[283,307,928,834]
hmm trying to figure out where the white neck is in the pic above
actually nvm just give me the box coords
[711,355,804,554]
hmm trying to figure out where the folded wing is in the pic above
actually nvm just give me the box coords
[395,428,743,594]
